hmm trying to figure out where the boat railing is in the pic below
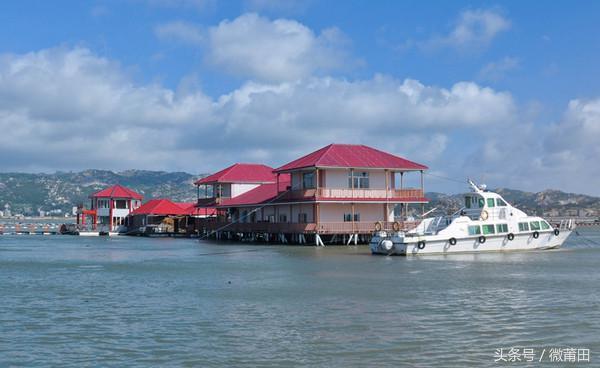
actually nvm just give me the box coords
[558,219,576,231]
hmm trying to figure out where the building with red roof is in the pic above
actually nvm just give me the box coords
[126,199,216,236]
[77,184,143,233]
[196,144,428,241]
[195,163,282,209]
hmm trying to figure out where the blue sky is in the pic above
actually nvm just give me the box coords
[0,0,599,194]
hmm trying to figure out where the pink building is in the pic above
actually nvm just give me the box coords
[196,144,428,244]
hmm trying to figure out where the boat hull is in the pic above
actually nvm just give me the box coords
[371,230,572,256]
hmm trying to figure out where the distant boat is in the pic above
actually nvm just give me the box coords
[371,180,575,255]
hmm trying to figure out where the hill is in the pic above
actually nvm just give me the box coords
[425,188,600,218]
[0,170,206,217]
[0,170,598,218]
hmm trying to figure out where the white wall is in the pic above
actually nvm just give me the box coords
[319,203,388,222]
[231,183,260,197]
[323,168,388,189]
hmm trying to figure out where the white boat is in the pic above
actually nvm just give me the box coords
[371,180,575,256]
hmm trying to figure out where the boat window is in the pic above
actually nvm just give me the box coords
[530,221,541,230]
[487,198,495,207]
[541,221,550,230]
[496,198,507,207]
[518,222,529,232]
[478,198,485,208]
[482,224,495,235]
[496,224,509,233]
[465,197,471,209]
[468,225,481,235]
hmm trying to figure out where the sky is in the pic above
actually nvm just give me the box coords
[0,0,599,195]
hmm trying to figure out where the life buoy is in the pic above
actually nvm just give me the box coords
[374,221,383,232]
[554,228,560,236]
[480,210,489,221]
[392,221,401,232]
[507,233,514,241]
[478,235,486,244]
[417,241,426,250]
[449,237,457,245]
[533,231,539,239]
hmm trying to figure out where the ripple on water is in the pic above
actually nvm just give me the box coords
[0,234,599,367]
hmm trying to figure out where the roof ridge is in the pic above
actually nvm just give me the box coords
[313,143,335,166]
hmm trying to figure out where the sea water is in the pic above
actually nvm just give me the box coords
[1,230,599,367]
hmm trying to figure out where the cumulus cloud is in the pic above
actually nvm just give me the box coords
[0,46,518,176]
[155,21,204,45]
[422,8,511,51]
[206,13,349,82]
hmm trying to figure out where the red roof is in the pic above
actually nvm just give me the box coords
[131,199,188,216]
[90,184,143,200]
[195,163,277,185]
[275,144,428,172]
[177,202,217,216]
[219,179,291,207]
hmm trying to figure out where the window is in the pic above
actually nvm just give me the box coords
[115,200,128,209]
[465,197,471,209]
[241,210,248,223]
[468,225,481,236]
[302,172,315,189]
[487,198,495,208]
[518,222,529,232]
[496,198,507,207]
[541,221,550,230]
[279,214,287,223]
[348,171,370,189]
[530,221,541,231]
[496,224,509,233]
[478,198,485,208]
[343,213,360,222]
[268,215,275,223]
[298,213,307,223]
[482,224,495,235]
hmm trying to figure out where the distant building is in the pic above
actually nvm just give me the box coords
[77,184,143,232]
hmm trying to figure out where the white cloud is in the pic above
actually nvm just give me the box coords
[155,21,204,45]
[423,8,511,51]
[206,13,349,82]
[478,56,519,81]
[0,46,517,176]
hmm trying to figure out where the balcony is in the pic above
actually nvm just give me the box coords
[278,188,424,201]
[196,220,419,235]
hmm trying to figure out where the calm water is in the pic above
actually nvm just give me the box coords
[1,230,599,367]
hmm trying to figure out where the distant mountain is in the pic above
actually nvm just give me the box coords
[0,170,208,216]
[426,188,600,218]
[0,170,598,218]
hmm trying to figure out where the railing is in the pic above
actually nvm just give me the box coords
[280,188,424,201]
[196,197,220,206]
[197,221,419,234]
